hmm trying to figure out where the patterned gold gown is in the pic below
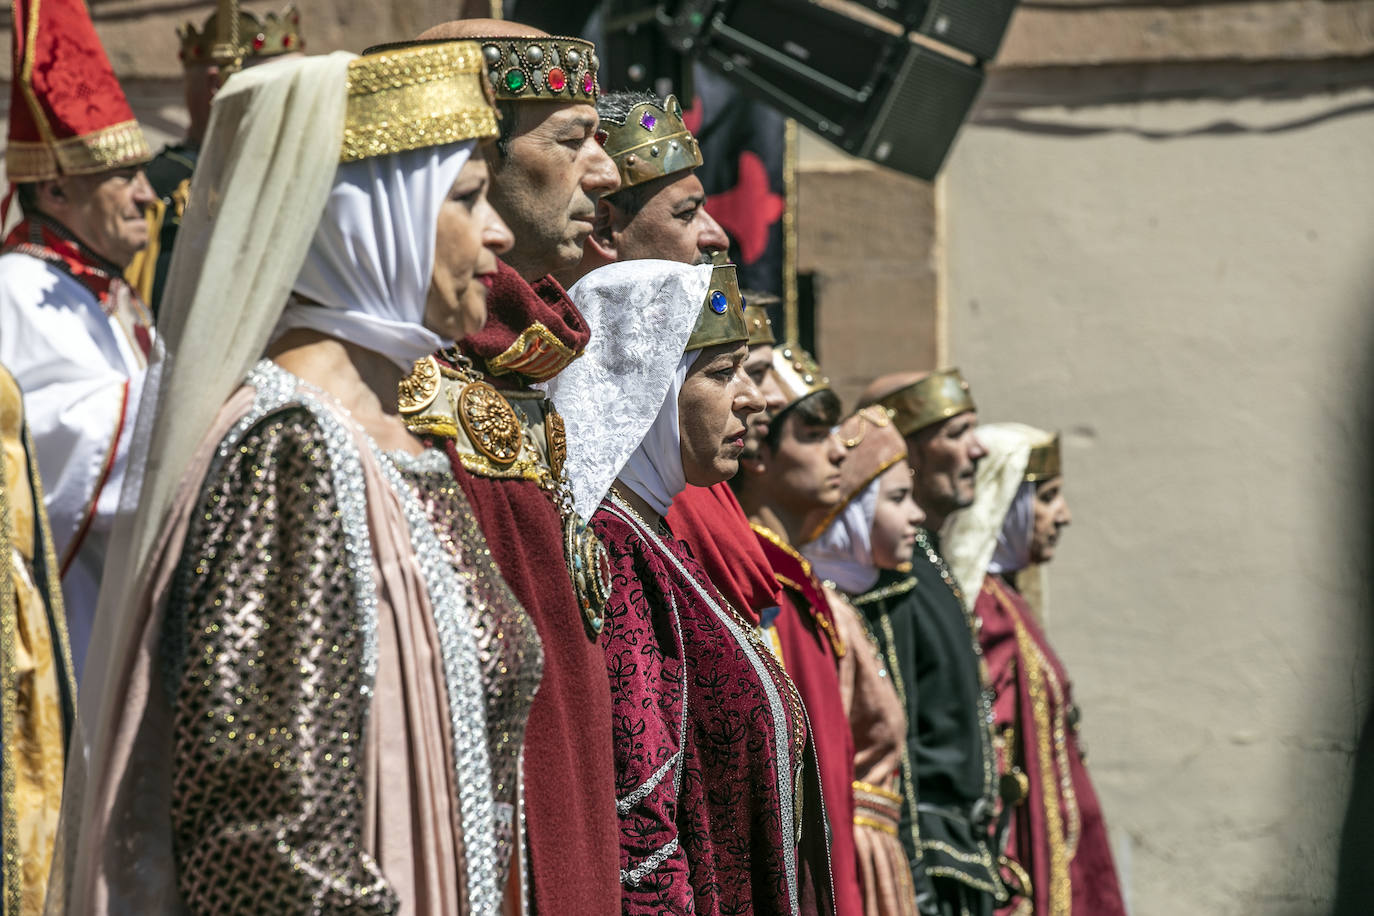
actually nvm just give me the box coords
[161,362,542,914]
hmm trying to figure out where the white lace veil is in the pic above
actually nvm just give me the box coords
[48,52,357,915]
[548,260,713,519]
[941,422,1051,611]
[277,143,473,368]
[803,478,882,595]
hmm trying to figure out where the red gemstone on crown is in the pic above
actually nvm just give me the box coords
[582,73,595,94]
[547,67,566,91]
[252,33,265,50]
[283,34,294,47]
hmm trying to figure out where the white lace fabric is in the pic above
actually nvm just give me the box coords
[547,260,713,519]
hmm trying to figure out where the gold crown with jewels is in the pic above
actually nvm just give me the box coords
[598,94,703,189]
[476,36,600,102]
[178,2,303,68]
[687,264,748,351]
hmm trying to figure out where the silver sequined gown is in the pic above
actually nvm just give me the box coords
[162,405,542,913]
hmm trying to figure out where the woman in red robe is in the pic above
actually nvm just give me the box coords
[548,260,834,916]
[942,424,1128,916]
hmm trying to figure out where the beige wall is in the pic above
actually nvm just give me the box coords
[940,70,1374,914]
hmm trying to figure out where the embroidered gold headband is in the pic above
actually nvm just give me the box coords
[341,42,498,163]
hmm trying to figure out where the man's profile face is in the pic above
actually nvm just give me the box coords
[39,167,154,268]
[740,344,779,457]
[606,171,728,265]
[487,101,620,279]
[909,410,986,521]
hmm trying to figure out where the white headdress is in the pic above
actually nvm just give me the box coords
[942,422,1053,611]
[804,478,882,594]
[548,260,713,518]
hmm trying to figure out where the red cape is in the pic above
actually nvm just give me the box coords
[441,263,619,915]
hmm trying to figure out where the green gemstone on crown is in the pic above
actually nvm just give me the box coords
[504,68,526,92]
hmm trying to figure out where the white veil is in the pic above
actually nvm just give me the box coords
[548,260,712,519]
[941,422,1050,612]
[49,52,355,915]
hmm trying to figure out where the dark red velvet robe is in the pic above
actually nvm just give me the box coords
[595,496,832,915]
[669,487,859,914]
[750,523,864,916]
[978,576,1127,916]
[444,261,620,915]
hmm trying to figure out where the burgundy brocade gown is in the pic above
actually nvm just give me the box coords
[978,576,1127,916]
[592,496,834,916]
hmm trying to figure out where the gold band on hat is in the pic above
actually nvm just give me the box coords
[742,288,779,347]
[876,368,976,437]
[600,94,702,190]
[341,42,498,163]
[686,264,749,352]
[477,35,599,102]
[771,345,831,408]
[1024,431,1061,481]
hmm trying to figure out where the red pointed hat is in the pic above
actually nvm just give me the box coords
[7,0,151,182]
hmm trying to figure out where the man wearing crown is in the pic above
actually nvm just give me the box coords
[854,370,1007,916]
[388,19,624,916]
[557,89,729,285]
[0,0,155,679]
[127,2,305,314]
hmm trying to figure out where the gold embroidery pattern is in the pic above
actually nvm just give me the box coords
[458,381,521,466]
[547,409,567,480]
[989,576,1080,916]
[398,355,442,415]
[1012,606,1070,916]
[486,322,580,380]
[0,468,20,915]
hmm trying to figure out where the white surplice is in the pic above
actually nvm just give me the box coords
[0,251,148,677]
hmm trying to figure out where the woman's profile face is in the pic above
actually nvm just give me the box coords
[678,341,765,487]
[870,458,924,570]
[425,152,514,341]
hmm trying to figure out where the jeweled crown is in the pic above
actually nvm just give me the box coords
[178,3,303,67]
[741,289,778,347]
[1024,431,1061,481]
[876,368,976,437]
[771,345,831,407]
[599,94,702,189]
[341,42,498,163]
[686,264,748,352]
[476,36,599,102]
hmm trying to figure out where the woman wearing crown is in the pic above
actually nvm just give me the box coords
[52,45,540,915]
[546,260,834,916]
[942,425,1127,916]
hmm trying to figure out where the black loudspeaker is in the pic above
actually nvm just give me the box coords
[690,0,986,179]
[854,42,983,179]
[916,0,1018,62]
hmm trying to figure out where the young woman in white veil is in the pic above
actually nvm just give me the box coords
[50,44,539,915]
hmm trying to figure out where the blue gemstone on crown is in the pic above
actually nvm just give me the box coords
[710,290,728,314]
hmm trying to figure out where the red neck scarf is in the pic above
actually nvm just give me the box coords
[668,483,782,625]
[2,214,152,357]
[456,258,590,384]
